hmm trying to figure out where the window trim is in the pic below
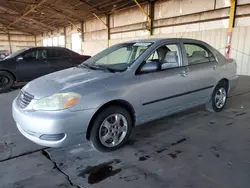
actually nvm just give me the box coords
[46,48,71,59]
[58,49,71,58]
[135,42,183,75]
[183,42,217,66]
[22,48,47,60]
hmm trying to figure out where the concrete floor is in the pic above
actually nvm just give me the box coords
[1,76,250,188]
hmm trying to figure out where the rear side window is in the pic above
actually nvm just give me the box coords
[47,49,70,58]
[57,49,70,57]
[184,43,215,65]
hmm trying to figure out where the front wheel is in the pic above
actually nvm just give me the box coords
[206,82,228,112]
[0,71,14,93]
[90,106,132,152]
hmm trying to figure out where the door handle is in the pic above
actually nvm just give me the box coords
[179,70,188,77]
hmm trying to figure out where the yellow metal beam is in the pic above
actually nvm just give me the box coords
[133,0,151,22]
[68,21,81,32]
[35,35,37,46]
[133,0,152,36]
[225,0,237,58]
[93,13,108,28]
[63,27,67,48]
[93,13,110,47]
[7,0,48,28]
[7,30,12,53]
[228,0,236,32]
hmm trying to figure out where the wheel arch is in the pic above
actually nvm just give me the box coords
[86,99,136,140]
[0,69,17,81]
[207,78,229,103]
[217,78,229,91]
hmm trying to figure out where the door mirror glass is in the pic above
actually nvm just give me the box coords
[140,61,159,73]
[16,56,23,61]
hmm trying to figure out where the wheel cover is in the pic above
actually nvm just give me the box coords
[0,76,9,88]
[99,113,128,148]
[215,87,227,109]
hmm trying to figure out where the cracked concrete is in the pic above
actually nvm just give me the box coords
[0,90,45,162]
[41,150,82,188]
[1,76,250,188]
[0,151,71,188]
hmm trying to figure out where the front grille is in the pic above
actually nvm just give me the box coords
[18,91,34,108]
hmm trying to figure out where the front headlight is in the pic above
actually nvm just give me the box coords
[33,92,81,111]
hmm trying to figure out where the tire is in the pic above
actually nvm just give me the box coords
[90,105,132,152]
[206,81,228,112]
[0,71,14,93]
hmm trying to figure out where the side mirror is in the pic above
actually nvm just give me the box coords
[140,61,159,73]
[16,56,23,61]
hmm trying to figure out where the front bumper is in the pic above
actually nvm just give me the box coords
[12,97,95,147]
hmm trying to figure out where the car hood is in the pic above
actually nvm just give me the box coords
[22,67,114,99]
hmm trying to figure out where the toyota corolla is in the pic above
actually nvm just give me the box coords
[12,38,238,152]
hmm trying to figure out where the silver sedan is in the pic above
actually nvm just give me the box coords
[12,38,238,152]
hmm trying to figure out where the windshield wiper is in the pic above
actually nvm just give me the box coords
[78,63,96,70]
[79,64,117,73]
[90,65,116,73]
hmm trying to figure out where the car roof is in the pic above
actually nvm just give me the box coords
[124,38,207,44]
[28,46,68,50]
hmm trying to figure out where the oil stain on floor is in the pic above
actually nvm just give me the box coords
[168,150,183,159]
[78,159,122,184]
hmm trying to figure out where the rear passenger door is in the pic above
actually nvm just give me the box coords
[46,48,73,71]
[182,42,219,104]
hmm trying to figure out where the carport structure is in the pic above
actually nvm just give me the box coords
[1,0,250,188]
[0,0,250,75]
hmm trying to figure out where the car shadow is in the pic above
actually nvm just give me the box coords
[128,92,245,148]
[130,105,205,143]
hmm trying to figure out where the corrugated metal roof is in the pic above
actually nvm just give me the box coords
[0,0,149,34]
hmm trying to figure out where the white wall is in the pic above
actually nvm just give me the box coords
[0,26,36,53]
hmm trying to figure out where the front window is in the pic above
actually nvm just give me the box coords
[145,43,181,70]
[80,42,153,72]
[23,49,47,60]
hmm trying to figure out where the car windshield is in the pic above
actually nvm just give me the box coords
[79,42,153,72]
[4,48,29,60]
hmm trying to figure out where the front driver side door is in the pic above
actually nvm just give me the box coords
[16,49,51,81]
[136,43,190,124]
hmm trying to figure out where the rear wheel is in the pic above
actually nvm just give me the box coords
[0,71,14,93]
[206,82,228,112]
[90,105,132,152]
